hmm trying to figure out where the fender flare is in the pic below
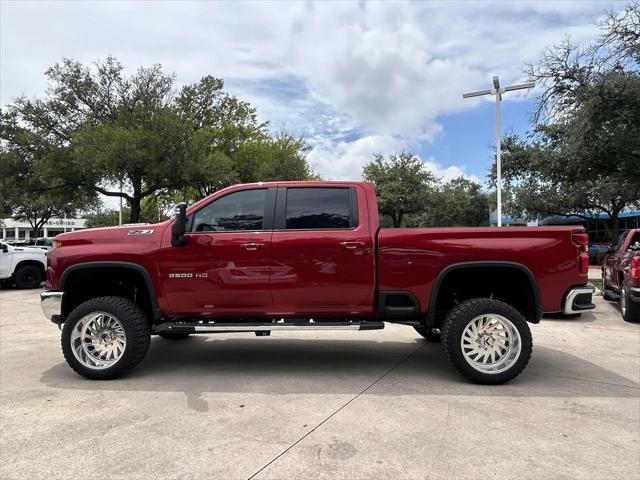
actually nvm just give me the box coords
[428,261,542,324]
[60,261,162,320]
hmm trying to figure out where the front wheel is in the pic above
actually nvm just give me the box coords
[442,298,533,385]
[61,296,151,380]
[621,286,640,323]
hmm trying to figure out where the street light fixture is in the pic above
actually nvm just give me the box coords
[463,76,534,227]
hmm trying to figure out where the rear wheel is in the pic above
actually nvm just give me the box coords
[621,286,640,323]
[14,265,42,289]
[61,296,151,380]
[413,325,441,342]
[442,298,532,385]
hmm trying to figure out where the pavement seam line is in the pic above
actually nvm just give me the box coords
[528,371,640,389]
[246,342,428,480]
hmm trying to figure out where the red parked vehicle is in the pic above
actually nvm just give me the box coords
[602,228,640,323]
[41,181,594,384]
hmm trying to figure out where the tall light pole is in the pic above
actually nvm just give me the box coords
[463,76,534,227]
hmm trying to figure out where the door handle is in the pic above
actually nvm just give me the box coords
[340,241,365,250]
[241,243,265,251]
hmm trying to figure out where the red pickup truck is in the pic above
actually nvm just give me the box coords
[602,228,640,323]
[41,181,594,384]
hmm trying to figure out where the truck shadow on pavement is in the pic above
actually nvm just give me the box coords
[542,311,597,323]
[40,336,639,412]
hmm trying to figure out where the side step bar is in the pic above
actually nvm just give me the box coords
[154,319,385,334]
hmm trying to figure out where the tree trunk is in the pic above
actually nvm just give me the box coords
[129,178,142,223]
[129,197,141,224]
[609,211,621,244]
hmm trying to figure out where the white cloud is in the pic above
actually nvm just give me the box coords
[307,134,477,184]
[307,134,404,180]
[422,158,480,184]
[0,0,619,184]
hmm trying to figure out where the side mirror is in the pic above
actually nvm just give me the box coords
[171,203,188,247]
[0,244,7,253]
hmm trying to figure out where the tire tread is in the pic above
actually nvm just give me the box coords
[441,298,533,385]
[61,296,150,380]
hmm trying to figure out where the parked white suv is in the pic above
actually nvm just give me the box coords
[0,241,47,289]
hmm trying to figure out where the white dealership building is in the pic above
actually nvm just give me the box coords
[1,217,87,241]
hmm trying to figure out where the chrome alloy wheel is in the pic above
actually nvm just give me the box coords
[461,314,522,374]
[70,312,127,370]
[621,287,627,317]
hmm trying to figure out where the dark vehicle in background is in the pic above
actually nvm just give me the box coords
[603,229,640,323]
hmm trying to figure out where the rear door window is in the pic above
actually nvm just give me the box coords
[284,187,354,230]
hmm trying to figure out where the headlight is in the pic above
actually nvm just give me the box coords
[53,240,63,249]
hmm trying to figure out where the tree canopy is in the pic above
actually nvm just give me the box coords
[0,112,97,236]
[2,57,314,224]
[362,152,490,228]
[363,152,437,227]
[500,3,640,239]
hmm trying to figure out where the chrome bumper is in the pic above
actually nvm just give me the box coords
[41,291,63,323]
[563,286,595,315]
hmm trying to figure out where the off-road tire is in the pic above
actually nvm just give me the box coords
[14,265,42,289]
[441,298,533,385]
[61,296,151,380]
[621,286,640,323]
[413,325,441,342]
[158,331,191,340]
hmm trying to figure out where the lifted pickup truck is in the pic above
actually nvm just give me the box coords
[602,228,640,323]
[1,241,46,289]
[41,181,594,384]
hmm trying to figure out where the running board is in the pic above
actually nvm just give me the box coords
[154,319,385,334]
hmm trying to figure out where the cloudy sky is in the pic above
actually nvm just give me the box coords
[0,0,624,189]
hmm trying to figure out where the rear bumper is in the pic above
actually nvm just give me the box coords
[40,290,63,323]
[563,286,595,315]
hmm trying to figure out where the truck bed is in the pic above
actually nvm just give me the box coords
[377,226,588,314]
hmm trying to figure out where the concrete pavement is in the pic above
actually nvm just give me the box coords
[0,287,638,479]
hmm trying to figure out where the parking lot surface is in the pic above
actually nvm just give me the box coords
[1,287,639,480]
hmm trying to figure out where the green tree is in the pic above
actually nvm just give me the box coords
[84,208,126,228]
[0,111,98,237]
[501,4,640,240]
[5,57,314,223]
[363,152,437,227]
[422,177,490,227]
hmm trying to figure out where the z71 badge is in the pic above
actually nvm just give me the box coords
[169,273,208,279]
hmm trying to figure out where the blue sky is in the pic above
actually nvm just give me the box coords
[0,0,626,198]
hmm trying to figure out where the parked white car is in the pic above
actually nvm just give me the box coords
[0,241,47,289]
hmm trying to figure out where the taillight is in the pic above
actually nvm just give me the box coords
[572,232,589,274]
[632,257,640,287]
[572,233,589,249]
